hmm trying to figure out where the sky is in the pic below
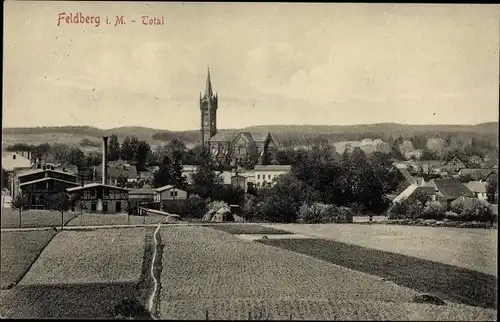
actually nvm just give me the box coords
[3,2,499,131]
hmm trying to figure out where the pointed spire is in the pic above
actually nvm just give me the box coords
[205,67,213,97]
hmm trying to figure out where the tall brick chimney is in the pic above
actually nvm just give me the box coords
[102,136,108,185]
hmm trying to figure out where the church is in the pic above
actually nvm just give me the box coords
[200,69,280,168]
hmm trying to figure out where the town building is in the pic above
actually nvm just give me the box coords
[199,68,281,166]
[2,152,33,172]
[465,181,488,201]
[154,185,188,202]
[92,161,138,186]
[392,185,436,204]
[254,165,292,188]
[128,187,156,214]
[424,178,474,205]
[66,137,129,214]
[67,183,129,214]
[444,154,468,173]
[12,168,79,209]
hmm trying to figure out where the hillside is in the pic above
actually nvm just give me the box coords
[2,122,498,149]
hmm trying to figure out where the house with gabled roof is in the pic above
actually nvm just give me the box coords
[444,154,468,173]
[12,168,80,209]
[424,178,474,204]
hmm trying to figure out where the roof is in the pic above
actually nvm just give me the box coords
[254,165,292,172]
[465,181,488,193]
[209,131,239,142]
[398,168,415,183]
[393,185,436,203]
[94,164,138,179]
[66,183,129,192]
[445,153,469,164]
[393,184,419,203]
[17,169,78,179]
[19,177,80,187]
[155,185,186,193]
[129,188,156,195]
[428,178,474,200]
[458,168,497,180]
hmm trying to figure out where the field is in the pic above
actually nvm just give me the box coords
[65,213,168,227]
[258,238,497,309]
[0,230,57,289]
[0,227,154,319]
[20,228,148,285]
[206,224,293,235]
[264,223,498,276]
[155,226,495,320]
[0,209,78,229]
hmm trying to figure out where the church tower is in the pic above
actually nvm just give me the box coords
[200,68,218,146]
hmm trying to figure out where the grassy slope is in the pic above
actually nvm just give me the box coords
[0,227,156,319]
[0,230,57,289]
[1,209,78,229]
[258,238,497,310]
[156,226,495,320]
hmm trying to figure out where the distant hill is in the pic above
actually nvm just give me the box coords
[2,122,498,149]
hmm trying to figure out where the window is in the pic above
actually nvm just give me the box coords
[257,175,260,179]
[268,175,271,179]
[13,155,16,160]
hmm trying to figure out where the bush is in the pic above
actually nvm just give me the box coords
[444,211,462,221]
[242,194,262,221]
[336,206,354,223]
[450,199,466,215]
[203,200,231,222]
[461,199,495,222]
[420,201,446,220]
[297,203,354,224]
[184,194,207,218]
[298,202,326,224]
[387,201,409,219]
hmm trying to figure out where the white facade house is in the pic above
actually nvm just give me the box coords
[465,181,488,201]
[154,185,188,201]
[2,152,32,172]
[253,165,292,188]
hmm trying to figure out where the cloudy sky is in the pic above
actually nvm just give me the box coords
[3,2,499,130]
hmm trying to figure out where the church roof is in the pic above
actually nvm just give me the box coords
[209,131,239,142]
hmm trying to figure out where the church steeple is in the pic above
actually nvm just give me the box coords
[205,68,213,98]
[200,67,218,147]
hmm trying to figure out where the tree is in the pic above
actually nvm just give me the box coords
[191,148,221,200]
[11,194,29,228]
[48,192,71,229]
[121,136,140,162]
[171,154,187,190]
[259,174,321,223]
[51,143,70,164]
[135,141,151,172]
[108,135,121,161]
[153,156,174,188]
[67,147,86,170]
[486,173,498,204]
